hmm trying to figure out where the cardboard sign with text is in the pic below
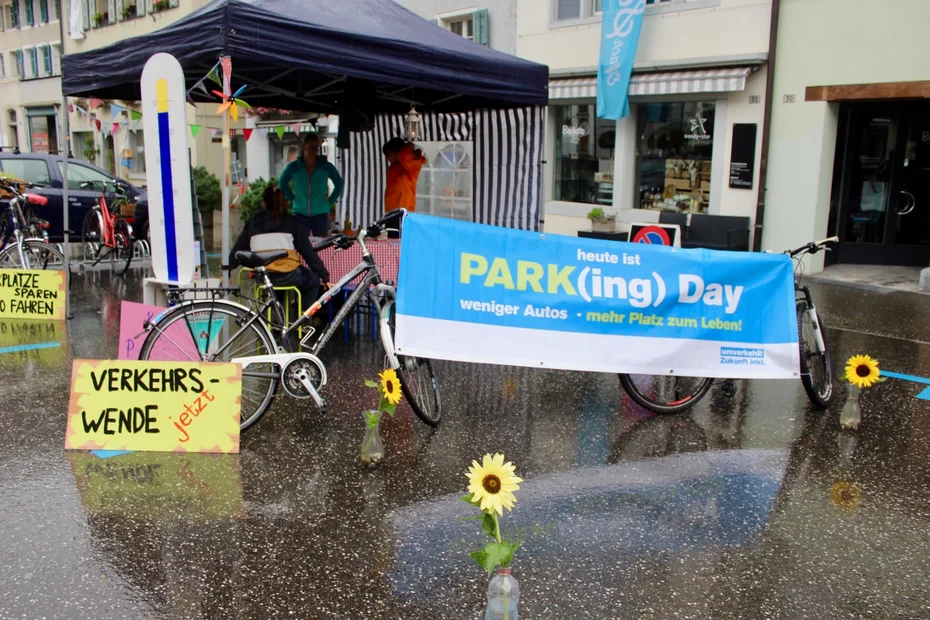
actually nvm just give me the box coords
[0,269,66,321]
[119,300,223,361]
[65,359,242,453]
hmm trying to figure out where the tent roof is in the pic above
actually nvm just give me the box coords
[61,0,549,113]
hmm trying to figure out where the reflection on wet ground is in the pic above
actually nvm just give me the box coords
[0,269,929,618]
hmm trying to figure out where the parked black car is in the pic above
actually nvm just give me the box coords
[0,152,148,242]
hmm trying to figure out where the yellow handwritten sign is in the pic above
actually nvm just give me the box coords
[0,269,66,321]
[65,359,242,453]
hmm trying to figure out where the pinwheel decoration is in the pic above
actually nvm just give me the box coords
[213,84,251,122]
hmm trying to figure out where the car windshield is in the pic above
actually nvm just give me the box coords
[58,161,118,192]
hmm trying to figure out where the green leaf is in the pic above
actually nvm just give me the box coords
[364,379,379,388]
[364,411,381,429]
[382,402,396,417]
[459,493,478,505]
[470,541,521,576]
[481,512,497,538]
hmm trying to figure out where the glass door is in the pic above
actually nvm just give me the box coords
[832,103,930,266]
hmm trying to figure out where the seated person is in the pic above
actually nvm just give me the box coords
[229,185,330,312]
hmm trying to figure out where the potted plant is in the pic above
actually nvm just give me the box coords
[120,3,136,19]
[92,11,107,27]
[152,0,168,12]
[587,207,616,233]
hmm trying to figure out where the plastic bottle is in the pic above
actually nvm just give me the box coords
[485,567,519,620]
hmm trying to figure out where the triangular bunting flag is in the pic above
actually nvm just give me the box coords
[110,103,123,117]
[289,122,302,134]
[275,126,285,139]
[94,119,102,132]
[89,97,103,110]
[186,91,197,108]
[112,122,120,135]
[243,128,253,141]
[190,124,201,138]
[210,128,219,137]
[196,79,210,96]
[206,62,221,87]
[130,110,143,121]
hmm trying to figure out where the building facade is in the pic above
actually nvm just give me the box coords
[762,0,930,271]
[517,0,772,240]
[393,0,515,53]
[0,0,65,153]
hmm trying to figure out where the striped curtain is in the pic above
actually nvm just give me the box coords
[339,106,546,231]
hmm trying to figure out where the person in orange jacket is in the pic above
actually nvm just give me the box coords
[383,137,426,213]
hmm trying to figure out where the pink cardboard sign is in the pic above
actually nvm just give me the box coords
[119,301,162,360]
[118,300,225,362]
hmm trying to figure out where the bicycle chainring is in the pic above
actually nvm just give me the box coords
[282,357,325,399]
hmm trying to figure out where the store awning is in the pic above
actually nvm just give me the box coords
[628,67,754,96]
[548,67,755,100]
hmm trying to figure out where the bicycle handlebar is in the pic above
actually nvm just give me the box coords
[786,236,839,258]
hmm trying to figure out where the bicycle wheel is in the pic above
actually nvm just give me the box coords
[0,208,13,249]
[797,301,833,408]
[110,220,133,275]
[0,239,66,270]
[388,306,442,426]
[139,302,279,431]
[82,210,102,264]
[618,373,715,414]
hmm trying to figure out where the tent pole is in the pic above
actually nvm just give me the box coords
[221,110,230,286]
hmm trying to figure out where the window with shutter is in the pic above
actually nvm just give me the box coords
[24,0,33,25]
[0,54,5,77]
[42,45,51,75]
[39,0,47,22]
[168,0,178,8]
[54,0,60,20]
[28,48,38,77]
[11,0,20,27]
[107,0,116,22]
[473,9,489,46]
[82,0,90,29]
[51,44,60,74]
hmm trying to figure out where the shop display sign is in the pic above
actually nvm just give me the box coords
[729,123,758,189]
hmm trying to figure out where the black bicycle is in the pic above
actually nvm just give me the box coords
[619,237,837,413]
[137,209,441,431]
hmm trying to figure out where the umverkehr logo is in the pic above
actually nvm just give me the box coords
[720,347,765,365]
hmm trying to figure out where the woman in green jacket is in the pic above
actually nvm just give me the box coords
[279,133,344,237]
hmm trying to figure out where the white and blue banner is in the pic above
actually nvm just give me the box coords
[597,0,646,120]
[396,214,800,379]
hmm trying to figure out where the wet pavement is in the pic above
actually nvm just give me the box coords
[1,266,930,619]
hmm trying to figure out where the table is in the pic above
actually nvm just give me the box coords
[312,238,402,285]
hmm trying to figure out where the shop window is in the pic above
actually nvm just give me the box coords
[552,104,616,206]
[635,102,715,213]
[27,113,57,152]
[415,141,473,222]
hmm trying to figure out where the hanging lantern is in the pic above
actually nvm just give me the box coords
[404,105,421,142]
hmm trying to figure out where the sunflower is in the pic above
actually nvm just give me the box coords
[379,368,402,405]
[845,354,881,388]
[466,453,523,516]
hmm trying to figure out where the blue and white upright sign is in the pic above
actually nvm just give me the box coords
[597,0,646,120]
[396,214,800,379]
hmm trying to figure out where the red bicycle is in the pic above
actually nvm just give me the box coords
[80,182,134,275]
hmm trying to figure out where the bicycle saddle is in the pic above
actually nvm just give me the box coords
[25,193,48,206]
[235,250,288,268]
